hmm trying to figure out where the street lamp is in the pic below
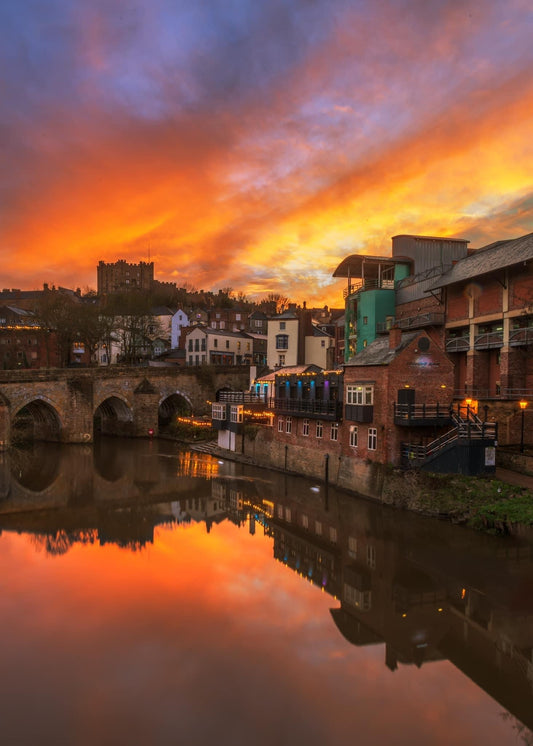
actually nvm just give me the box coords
[519,400,528,454]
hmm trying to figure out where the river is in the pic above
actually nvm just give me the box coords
[0,437,532,745]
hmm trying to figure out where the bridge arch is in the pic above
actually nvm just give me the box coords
[158,391,193,428]
[11,397,63,443]
[94,395,134,436]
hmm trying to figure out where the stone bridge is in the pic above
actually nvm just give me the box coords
[0,366,250,449]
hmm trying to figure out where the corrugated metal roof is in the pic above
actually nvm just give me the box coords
[428,232,533,290]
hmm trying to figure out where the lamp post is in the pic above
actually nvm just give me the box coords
[519,400,528,454]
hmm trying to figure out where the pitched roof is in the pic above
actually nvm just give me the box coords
[256,364,322,381]
[428,232,533,290]
[345,332,419,366]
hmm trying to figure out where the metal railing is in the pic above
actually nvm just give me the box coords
[401,404,497,465]
[377,312,445,334]
[474,331,503,349]
[394,402,452,425]
[272,398,341,418]
[217,391,268,404]
[343,279,394,299]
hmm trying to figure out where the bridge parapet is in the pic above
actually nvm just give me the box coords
[0,365,251,448]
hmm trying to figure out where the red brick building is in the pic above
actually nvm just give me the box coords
[340,329,455,466]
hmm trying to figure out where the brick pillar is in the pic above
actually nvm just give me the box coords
[133,379,159,437]
[65,377,94,443]
[0,398,10,451]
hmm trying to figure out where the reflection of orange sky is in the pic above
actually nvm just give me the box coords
[3,2,533,307]
[0,522,519,745]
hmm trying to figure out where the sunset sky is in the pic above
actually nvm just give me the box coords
[2,0,533,306]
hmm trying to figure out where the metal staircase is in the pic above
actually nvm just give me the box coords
[401,404,498,474]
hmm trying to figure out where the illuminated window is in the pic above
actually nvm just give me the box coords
[346,385,374,405]
[212,403,226,420]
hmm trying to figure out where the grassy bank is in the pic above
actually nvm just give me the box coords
[382,470,533,533]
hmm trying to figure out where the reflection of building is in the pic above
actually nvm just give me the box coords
[264,485,533,730]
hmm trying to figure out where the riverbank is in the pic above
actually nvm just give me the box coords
[190,439,533,537]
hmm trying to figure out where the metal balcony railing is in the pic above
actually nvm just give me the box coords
[445,335,470,352]
[394,402,452,426]
[272,398,341,419]
[474,331,503,349]
[377,312,445,334]
[343,279,395,299]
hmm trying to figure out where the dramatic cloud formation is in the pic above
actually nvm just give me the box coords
[1,0,533,305]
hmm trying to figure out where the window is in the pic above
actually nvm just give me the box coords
[316,420,323,438]
[278,355,285,366]
[276,334,289,350]
[230,405,243,423]
[226,340,230,349]
[329,526,337,543]
[201,339,206,351]
[367,545,376,568]
[348,536,357,558]
[277,505,283,518]
[346,385,374,405]
[363,316,368,325]
[220,321,225,329]
[321,340,325,347]
[285,507,291,521]
[278,417,284,432]
[188,339,193,352]
[194,339,199,351]
[302,514,309,529]
[235,314,241,321]
[349,426,358,448]
[315,521,322,535]
[279,321,286,330]
[302,419,309,436]
[368,427,377,450]
[212,403,226,420]
[330,422,338,441]
[214,339,218,348]
[285,416,292,434]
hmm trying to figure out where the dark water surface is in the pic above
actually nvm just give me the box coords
[0,438,532,746]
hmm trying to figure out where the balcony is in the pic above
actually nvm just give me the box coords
[509,324,533,347]
[394,402,452,427]
[345,404,373,423]
[272,398,342,420]
[377,312,445,334]
[343,279,395,300]
[446,335,470,352]
[474,331,503,350]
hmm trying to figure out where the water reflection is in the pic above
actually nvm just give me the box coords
[0,438,532,743]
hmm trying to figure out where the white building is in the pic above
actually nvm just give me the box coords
[171,308,190,349]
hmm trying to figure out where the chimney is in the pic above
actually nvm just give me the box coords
[389,326,402,349]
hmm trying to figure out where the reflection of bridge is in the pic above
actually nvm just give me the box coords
[0,366,249,449]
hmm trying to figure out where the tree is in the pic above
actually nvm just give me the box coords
[104,291,161,364]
